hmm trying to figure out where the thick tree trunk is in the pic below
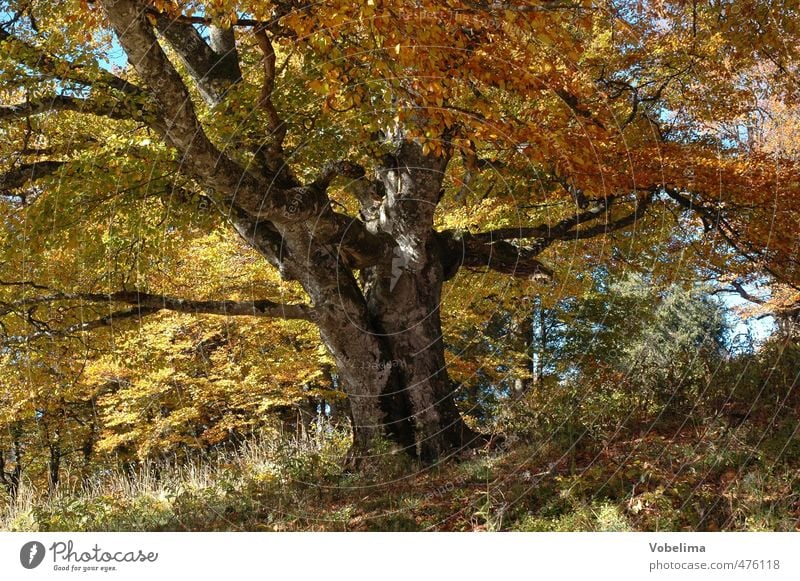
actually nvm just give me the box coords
[232,138,482,464]
[360,233,479,461]
[231,204,389,459]
[81,432,95,490]
[357,140,483,462]
[0,438,23,501]
[48,442,61,494]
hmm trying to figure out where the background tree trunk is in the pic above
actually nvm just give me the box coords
[0,433,23,501]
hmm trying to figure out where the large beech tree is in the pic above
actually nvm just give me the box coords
[1,0,798,462]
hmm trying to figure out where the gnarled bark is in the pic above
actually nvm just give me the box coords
[353,141,484,461]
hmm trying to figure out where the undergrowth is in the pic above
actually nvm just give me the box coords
[3,415,797,532]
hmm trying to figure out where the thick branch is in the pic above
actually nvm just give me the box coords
[440,191,653,279]
[1,291,316,321]
[459,196,619,246]
[254,27,287,157]
[141,8,291,32]
[0,278,50,290]
[0,95,147,123]
[312,160,367,191]
[111,291,314,319]
[175,176,392,276]
[99,1,231,161]
[439,231,554,280]
[0,161,65,194]
[154,14,242,106]
[554,191,653,243]
[98,0,317,222]
[2,306,160,344]
[321,210,397,269]
[711,281,766,305]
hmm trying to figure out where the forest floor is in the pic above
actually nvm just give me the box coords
[3,408,799,532]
